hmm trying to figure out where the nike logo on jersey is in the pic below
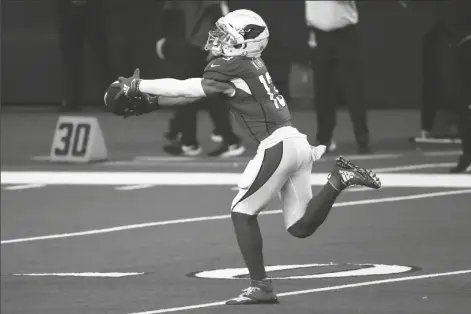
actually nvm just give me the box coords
[210,64,220,68]
[339,170,354,183]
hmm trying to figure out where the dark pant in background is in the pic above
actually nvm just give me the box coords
[164,42,240,146]
[55,0,111,110]
[456,39,471,157]
[421,22,460,133]
[262,58,292,102]
[311,25,369,150]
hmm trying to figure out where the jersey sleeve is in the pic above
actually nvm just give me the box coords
[203,57,253,82]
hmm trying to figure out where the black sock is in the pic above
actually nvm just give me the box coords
[231,212,267,280]
[288,181,342,238]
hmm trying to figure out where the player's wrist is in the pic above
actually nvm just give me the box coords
[133,78,142,93]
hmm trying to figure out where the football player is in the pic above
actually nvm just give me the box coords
[113,9,381,305]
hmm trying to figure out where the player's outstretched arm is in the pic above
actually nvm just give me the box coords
[138,78,235,106]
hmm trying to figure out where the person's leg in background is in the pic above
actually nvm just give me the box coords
[85,0,112,107]
[205,97,246,157]
[336,25,371,154]
[420,22,442,138]
[159,38,188,144]
[168,45,245,157]
[197,48,245,157]
[174,101,201,151]
[451,38,471,172]
[162,43,202,156]
[312,31,338,153]
[55,0,85,112]
[262,58,292,103]
[433,27,461,138]
[123,0,162,79]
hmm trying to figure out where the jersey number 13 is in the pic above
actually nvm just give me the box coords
[258,72,286,109]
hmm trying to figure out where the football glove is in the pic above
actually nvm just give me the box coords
[126,93,160,117]
[115,68,142,100]
[104,81,160,118]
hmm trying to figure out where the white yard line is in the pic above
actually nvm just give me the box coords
[2,172,471,188]
[128,269,471,314]
[31,152,402,166]
[345,186,375,192]
[134,153,402,162]
[372,162,456,173]
[339,153,401,160]
[30,150,462,166]
[2,189,470,245]
[3,184,46,190]
[9,272,144,277]
[31,156,51,161]
[115,184,157,191]
[423,150,461,157]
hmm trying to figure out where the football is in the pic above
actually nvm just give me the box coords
[103,81,129,115]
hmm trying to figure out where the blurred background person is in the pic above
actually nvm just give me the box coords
[403,0,471,171]
[441,0,471,172]
[157,0,245,157]
[55,0,112,112]
[227,1,310,104]
[417,19,459,142]
[306,0,371,154]
[120,0,162,81]
[452,33,471,172]
[427,0,471,172]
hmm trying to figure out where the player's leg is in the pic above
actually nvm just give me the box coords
[227,140,300,305]
[275,139,339,238]
[284,165,340,238]
[278,146,314,231]
[285,155,381,239]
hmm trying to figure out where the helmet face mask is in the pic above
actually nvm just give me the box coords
[205,22,237,56]
[205,10,269,58]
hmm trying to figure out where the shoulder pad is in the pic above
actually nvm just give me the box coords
[204,56,263,81]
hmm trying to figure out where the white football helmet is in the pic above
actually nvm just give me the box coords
[205,9,269,58]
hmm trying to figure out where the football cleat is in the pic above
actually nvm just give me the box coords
[210,132,223,143]
[163,131,181,144]
[357,144,373,155]
[162,144,202,156]
[328,156,381,190]
[449,154,471,173]
[315,140,336,153]
[208,143,246,158]
[226,279,279,305]
[327,140,337,153]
